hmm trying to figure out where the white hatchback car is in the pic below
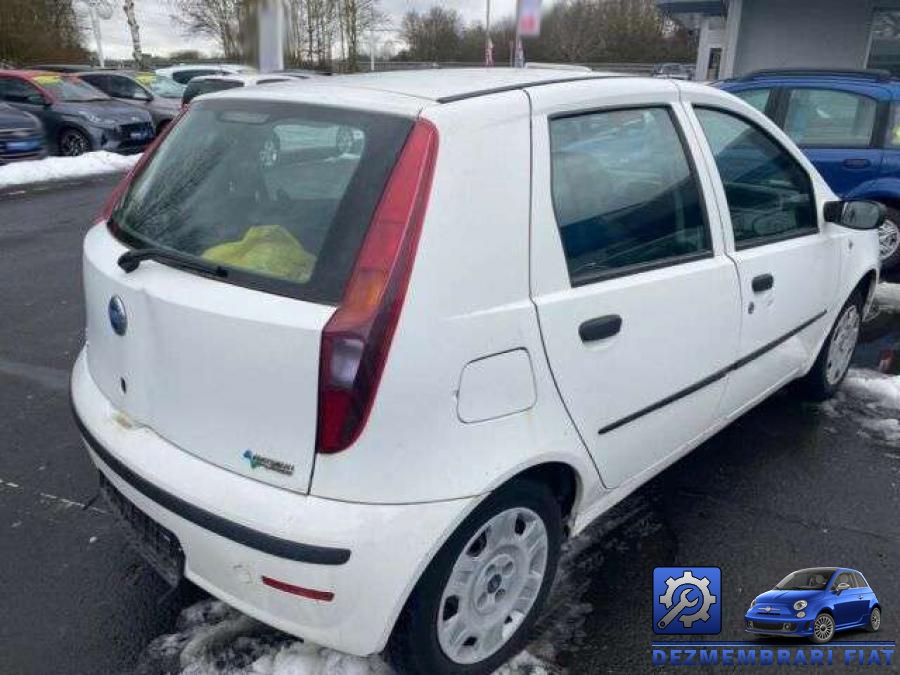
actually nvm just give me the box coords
[71,69,882,673]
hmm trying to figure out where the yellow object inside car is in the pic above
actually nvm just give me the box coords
[202,225,316,283]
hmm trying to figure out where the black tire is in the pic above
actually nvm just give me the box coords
[866,606,881,633]
[809,612,835,644]
[879,208,900,271]
[58,128,91,157]
[801,291,863,401]
[386,479,562,675]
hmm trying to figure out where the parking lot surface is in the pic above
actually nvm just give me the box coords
[1,176,898,674]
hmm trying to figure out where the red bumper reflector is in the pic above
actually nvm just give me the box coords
[261,575,335,602]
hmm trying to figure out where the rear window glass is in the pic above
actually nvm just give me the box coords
[111,99,413,303]
[784,88,877,147]
[182,78,242,104]
[734,88,772,114]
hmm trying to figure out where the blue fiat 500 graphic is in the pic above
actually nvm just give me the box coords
[745,568,882,644]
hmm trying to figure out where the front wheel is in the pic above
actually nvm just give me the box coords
[801,292,862,401]
[866,607,881,632]
[879,209,900,270]
[809,612,836,644]
[59,128,91,157]
[387,479,562,675]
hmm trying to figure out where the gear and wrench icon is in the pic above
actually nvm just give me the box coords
[658,570,717,628]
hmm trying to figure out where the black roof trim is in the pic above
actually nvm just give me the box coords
[436,74,609,104]
[738,68,893,83]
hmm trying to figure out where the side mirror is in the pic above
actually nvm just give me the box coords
[825,200,886,231]
[835,582,850,594]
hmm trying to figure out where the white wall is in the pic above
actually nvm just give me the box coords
[729,0,900,77]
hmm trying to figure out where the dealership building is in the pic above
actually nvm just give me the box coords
[657,0,900,80]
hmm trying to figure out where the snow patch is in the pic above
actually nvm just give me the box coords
[825,368,900,444]
[135,599,555,675]
[0,151,139,190]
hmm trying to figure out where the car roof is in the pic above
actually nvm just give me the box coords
[321,67,619,103]
[0,70,61,79]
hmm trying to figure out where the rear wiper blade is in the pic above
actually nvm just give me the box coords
[118,248,228,277]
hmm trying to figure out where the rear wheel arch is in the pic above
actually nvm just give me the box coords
[505,461,580,529]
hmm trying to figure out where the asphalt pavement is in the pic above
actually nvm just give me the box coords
[1,175,898,674]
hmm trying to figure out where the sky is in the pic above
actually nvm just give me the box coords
[93,0,531,60]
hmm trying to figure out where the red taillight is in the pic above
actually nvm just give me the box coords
[316,119,439,454]
[99,113,185,225]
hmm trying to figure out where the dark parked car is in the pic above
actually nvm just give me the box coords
[79,71,182,134]
[0,101,45,165]
[0,71,154,156]
[29,64,93,73]
[181,73,294,106]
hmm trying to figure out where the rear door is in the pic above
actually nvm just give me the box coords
[685,96,841,417]
[528,81,741,488]
[779,85,887,196]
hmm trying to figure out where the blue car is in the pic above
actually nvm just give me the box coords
[719,68,900,268]
[745,568,882,644]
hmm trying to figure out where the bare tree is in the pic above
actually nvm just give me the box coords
[0,0,87,65]
[170,0,243,58]
[400,7,464,62]
[123,0,144,67]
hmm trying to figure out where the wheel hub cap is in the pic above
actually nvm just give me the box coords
[437,507,548,665]
[879,220,900,260]
[826,304,860,385]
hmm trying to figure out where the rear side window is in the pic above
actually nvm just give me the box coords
[784,88,877,147]
[182,79,242,104]
[110,99,413,303]
[695,107,816,248]
[733,88,772,114]
[549,107,710,285]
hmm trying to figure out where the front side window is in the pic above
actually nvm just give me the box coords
[832,571,853,590]
[110,99,412,303]
[784,88,877,147]
[734,88,772,115]
[695,107,816,247]
[549,107,710,285]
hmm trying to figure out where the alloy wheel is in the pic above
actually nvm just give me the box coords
[60,130,89,157]
[826,304,860,385]
[814,614,835,642]
[871,607,881,631]
[879,220,900,261]
[437,507,549,665]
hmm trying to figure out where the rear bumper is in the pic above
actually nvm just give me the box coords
[71,349,474,655]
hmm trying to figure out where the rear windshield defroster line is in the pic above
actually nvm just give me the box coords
[109,98,415,305]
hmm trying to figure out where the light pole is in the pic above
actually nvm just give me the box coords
[485,0,493,66]
[76,0,113,68]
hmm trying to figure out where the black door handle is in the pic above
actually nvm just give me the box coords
[843,158,871,169]
[752,274,774,293]
[579,315,622,342]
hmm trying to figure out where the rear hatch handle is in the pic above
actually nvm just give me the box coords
[118,248,229,277]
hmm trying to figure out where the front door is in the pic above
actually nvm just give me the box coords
[529,85,741,488]
[687,103,841,416]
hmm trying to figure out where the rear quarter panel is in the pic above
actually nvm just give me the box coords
[310,92,599,505]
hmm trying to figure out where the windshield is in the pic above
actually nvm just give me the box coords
[775,569,835,590]
[34,74,108,101]
[135,73,184,98]
[110,99,413,303]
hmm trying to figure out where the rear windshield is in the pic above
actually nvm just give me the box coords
[110,99,413,303]
[182,78,243,104]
